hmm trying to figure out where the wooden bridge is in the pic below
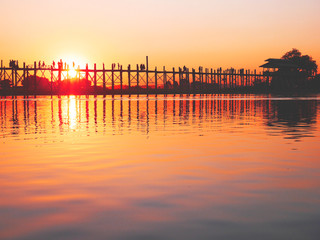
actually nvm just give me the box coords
[0,59,270,95]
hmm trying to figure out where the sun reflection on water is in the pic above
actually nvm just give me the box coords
[68,96,78,130]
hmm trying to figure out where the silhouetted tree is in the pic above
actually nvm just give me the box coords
[282,48,317,76]
[22,75,50,90]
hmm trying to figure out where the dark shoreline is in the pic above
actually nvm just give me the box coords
[1,89,319,97]
[0,91,320,98]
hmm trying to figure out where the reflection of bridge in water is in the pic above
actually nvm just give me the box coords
[0,95,318,140]
[0,59,270,94]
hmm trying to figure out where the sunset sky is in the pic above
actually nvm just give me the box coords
[1,0,320,71]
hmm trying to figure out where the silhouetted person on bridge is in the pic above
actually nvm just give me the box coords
[58,60,63,69]
[140,64,145,71]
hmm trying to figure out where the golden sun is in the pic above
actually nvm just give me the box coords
[68,67,77,78]
[57,54,87,79]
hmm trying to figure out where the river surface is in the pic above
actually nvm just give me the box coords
[1,94,320,240]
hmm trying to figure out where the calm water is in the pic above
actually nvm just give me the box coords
[1,94,320,240]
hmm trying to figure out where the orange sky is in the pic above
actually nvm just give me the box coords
[1,0,320,71]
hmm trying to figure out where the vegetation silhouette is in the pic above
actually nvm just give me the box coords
[282,48,317,75]
[267,49,319,91]
[22,75,50,91]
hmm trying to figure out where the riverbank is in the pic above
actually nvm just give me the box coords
[2,87,320,97]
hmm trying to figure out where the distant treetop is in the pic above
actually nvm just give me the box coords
[281,48,317,75]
